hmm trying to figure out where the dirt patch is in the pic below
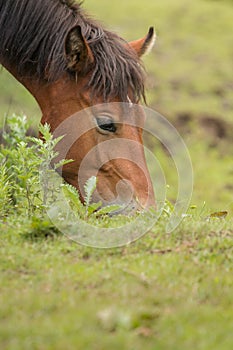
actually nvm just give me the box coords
[199,116,227,139]
[173,112,233,147]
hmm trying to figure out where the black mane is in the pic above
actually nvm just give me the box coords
[0,0,145,102]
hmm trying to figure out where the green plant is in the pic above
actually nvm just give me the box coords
[0,115,71,219]
[62,176,123,220]
[0,163,12,218]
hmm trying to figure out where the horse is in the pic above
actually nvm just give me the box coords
[0,0,156,212]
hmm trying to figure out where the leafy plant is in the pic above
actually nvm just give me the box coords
[62,183,86,217]
[0,115,71,219]
[0,163,12,218]
[62,176,123,220]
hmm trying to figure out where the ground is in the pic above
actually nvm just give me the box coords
[0,0,232,349]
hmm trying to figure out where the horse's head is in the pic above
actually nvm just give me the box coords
[0,1,156,212]
[5,20,156,212]
[54,99,155,212]
[46,25,156,212]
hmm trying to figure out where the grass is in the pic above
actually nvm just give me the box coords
[1,217,233,349]
[151,140,233,212]
[0,118,232,350]
[0,0,233,348]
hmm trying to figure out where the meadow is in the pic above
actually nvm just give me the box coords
[0,0,233,349]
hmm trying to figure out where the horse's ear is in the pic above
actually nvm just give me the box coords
[128,27,156,57]
[65,25,94,72]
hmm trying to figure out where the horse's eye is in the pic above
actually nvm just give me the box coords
[96,117,116,133]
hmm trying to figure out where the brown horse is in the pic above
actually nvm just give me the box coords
[0,0,156,211]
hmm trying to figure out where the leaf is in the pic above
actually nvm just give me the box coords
[54,158,74,170]
[96,204,123,216]
[62,184,85,215]
[84,176,97,207]
[38,123,51,141]
[87,201,102,215]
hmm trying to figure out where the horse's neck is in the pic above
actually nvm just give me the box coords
[2,61,45,111]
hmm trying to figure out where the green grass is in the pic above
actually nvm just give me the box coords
[0,118,232,350]
[151,140,233,212]
[0,0,233,348]
[1,217,233,350]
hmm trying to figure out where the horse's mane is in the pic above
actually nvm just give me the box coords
[0,0,145,102]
